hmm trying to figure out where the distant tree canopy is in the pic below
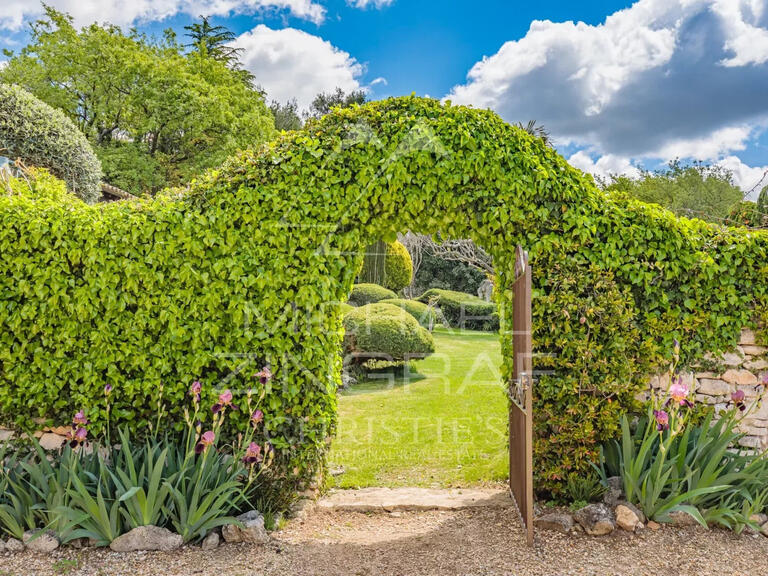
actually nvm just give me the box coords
[270,99,303,132]
[306,88,367,120]
[599,160,744,223]
[0,8,274,195]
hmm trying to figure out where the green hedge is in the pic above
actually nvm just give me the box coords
[2,96,767,495]
[417,288,499,331]
[348,283,397,306]
[0,83,102,202]
[379,298,443,328]
[343,303,435,364]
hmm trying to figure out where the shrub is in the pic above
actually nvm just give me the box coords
[0,83,101,202]
[417,288,499,331]
[379,298,443,329]
[343,303,435,365]
[348,283,397,306]
[383,241,413,291]
[358,240,414,292]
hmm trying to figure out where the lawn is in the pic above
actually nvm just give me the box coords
[328,327,507,488]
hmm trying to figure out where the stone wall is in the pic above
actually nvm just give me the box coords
[647,329,768,449]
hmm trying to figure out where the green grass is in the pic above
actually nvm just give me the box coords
[328,327,507,488]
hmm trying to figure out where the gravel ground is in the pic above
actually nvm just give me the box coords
[2,507,767,576]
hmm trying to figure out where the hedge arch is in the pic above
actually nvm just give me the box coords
[2,97,767,495]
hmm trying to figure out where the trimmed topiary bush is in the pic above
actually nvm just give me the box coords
[348,283,397,306]
[379,298,443,329]
[417,288,499,331]
[383,241,413,291]
[358,240,414,292]
[343,303,435,365]
[0,83,102,202]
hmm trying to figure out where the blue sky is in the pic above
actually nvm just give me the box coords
[2,0,768,196]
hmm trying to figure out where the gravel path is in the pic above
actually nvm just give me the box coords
[3,507,766,576]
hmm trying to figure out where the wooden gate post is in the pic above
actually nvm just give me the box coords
[509,245,534,546]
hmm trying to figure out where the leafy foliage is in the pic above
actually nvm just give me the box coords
[599,393,768,530]
[343,303,435,365]
[0,8,274,195]
[0,384,275,545]
[1,96,767,493]
[0,83,101,201]
[417,288,499,331]
[348,283,398,306]
[600,160,743,223]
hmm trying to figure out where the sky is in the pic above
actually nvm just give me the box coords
[2,0,768,198]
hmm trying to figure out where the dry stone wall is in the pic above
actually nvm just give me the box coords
[647,329,768,449]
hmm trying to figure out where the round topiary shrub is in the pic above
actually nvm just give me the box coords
[348,283,397,306]
[383,241,413,291]
[343,303,435,365]
[417,288,499,331]
[0,83,102,202]
[357,240,414,292]
[379,298,443,329]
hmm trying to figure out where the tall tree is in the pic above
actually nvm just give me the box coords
[184,16,241,65]
[270,99,303,131]
[1,7,274,194]
[600,160,743,223]
[306,87,367,120]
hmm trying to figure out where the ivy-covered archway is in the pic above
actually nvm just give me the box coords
[2,96,766,495]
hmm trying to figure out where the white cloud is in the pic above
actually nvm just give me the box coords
[0,0,326,31]
[348,0,395,8]
[568,151,641,180]
[655,124,756,161]
[717,155,768,199]
[234,25,364,109]
[449,0,768,161]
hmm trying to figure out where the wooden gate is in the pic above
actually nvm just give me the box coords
[508,245,534,546]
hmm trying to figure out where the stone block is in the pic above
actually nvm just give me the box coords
[697,378,732,396]
[722,370,758,386]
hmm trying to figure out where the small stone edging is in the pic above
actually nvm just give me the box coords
[0,510,269,555]
[535,477,768,539]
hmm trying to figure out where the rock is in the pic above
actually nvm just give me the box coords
[201,532,219,551]
[618,501,645,523]
[38,432,66,451]
[745,359,768,371]
[761,521,768,537]
[221,510,269,544]
[721,352,744,367]
[0,429,15,442]
[573,503,615,536]
[749,513,768,526]
[697,378,731,396]
[647,521,660,531]
[46,426,71,436]
[668,510,700,527]
[5,538,24,552]
[535,512,574,533]
[602,477,624,508]
[290,498,316,519]
[109,526,183,552]
[615,505,643,532]
[722,369,758,386]
[740,329,757,346]
[742,345,767,357]
[22,530,59,553]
